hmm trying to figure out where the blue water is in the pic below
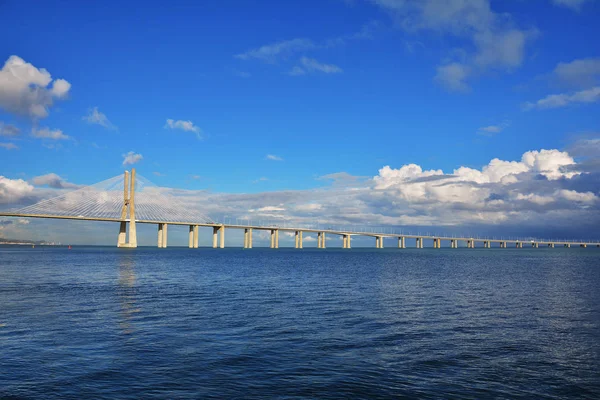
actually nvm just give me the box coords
[1,246,599,399]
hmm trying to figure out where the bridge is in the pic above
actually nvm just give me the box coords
[1,169,599,249]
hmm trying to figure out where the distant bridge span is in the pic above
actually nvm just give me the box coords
[1,169,599,249]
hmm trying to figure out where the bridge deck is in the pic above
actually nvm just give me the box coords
[1,212,598,246]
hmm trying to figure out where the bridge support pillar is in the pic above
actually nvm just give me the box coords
[162,224,168,248]
[193,225,199,248]
[318,232,326,249]
[581,244,587,248]
[376,236,383,249]
[220,226,225,248]
[433,238,440,248]
[549,243,554,248]
[399,237,405,249]
[157,223,163,248]
[347,235,351,249]
[295,231,300,248]
[270,229,277,249]
[342,234,351,249]
[212,227,218,248]
[565,243,570,248]
[298,231,303,249]
[244,228,252,249]
[188,225,194,248]
[118,222,127,247]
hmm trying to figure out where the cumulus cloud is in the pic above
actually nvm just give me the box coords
[266,154,283,161]
[83,107,117,130]
[0,142,18,150]
[31,127,69,140]
[372,0,536,91]
[0,122,20,137]
[290,57,343,76]
[122,151,143,166]
[524,86,600,110]
[165,119,202,137]
[31,173,80,189]
[0,55,71,119]
[0,176,34,204]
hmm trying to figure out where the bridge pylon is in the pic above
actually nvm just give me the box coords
[117,168,137,248]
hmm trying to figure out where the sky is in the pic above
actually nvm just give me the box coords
[0,0,599,246]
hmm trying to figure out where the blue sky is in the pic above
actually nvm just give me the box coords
[1,0,599,244]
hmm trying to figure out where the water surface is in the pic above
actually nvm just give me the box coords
[1,246,599,398]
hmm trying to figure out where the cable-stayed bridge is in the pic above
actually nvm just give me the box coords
[1,169,599,249]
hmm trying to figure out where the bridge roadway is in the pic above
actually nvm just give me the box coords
[2,212,599,249]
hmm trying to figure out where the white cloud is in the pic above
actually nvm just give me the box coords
[0,176,34,204]
[31,173,80,189]
[552,0,592,10]
[0,122,20,137]
[31,127,69,140]
[524,86,600,110]
[0,55,71,119]
[83,107,117,130]
[553,57,600,88]
[0,142,18,150]
[372,0,536,91]
[235,22,378,65]
[236,38,316,63]
[477,121,509,136]
[122,151,143,166]
[165,119,202,136]
[266,154,283,161]
[435,63,471,92]
[290,57,343,76]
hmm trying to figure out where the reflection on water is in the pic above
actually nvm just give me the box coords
[117,254,140,335]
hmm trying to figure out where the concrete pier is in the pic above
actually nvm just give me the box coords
[343,234,351,249]
[376,236,384,249]
[399,236,405,249]
[157,223,163,248]
[294,231,303,249]
[433,238,440,248]
[270,229,279,249]
[162,223,168,248]
[212,227,218,248]
[188,225,194,248]
[193,225,199,248]
[244,228,252,249]
[299,231,303,248]
[565,243,570,248]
